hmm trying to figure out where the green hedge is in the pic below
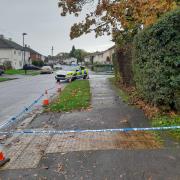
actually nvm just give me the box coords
[133,9,180,111]
[112,52,121,82]
[92,64,113,72]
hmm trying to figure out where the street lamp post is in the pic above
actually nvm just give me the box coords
[22,33,27,74]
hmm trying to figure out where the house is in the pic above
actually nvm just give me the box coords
[25,46,45,62]
[0,35,30,69]
[63,57,78,65]
[84,45,115,65]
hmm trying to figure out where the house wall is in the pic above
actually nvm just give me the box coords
[41,55,45,62]
[24,51,31,65]
[63,57,77,65]
[93,48,115,64]
[0,49,30,69]
[84,47,115,65]
[84,57,90,63]
[30,53,39,60]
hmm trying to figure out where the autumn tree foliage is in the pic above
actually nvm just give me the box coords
[58,0,178,39]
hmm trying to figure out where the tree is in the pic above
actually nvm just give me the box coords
[69,45,88,63]
[58,0,178,40]
[56,52,70,60]
[74,49,89,63]
[69,45,76,57]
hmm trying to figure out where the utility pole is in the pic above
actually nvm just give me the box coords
[51,46,54,66]
[22,33,27,74]
[51,46,54,57]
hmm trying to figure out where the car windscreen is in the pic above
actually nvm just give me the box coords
[62,65,79,71]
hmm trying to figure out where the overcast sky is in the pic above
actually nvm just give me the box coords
[0,0,114,56]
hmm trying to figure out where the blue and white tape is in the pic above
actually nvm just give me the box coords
[0,126,180,135]
[0,86,56,130]
[0,94,44,129]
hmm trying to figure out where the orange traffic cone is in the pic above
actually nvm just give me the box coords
[0,151,10,167]
[0,152,5,161]
[56,82,62,93]
[43,90,49,106]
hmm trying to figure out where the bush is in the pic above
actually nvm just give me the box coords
[133,9,180,111]
[3,61,12,70]
[32,60,44,67]
[92,64,113,72]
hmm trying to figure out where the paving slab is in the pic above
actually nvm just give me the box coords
[46,131,161,154]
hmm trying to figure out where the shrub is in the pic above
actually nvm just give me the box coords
[3,61,12,70]
[32,60,44,67]
[133,9,180,111]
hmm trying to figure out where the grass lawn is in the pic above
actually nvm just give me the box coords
[5,69,40,76]
[49,80,91,112]
[0,77,12,82]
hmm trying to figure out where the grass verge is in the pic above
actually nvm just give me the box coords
[49,80,91,112]
[109,76,180,141]
[5,69,40,76]
[152,115,180,141]
[0,77,12,82]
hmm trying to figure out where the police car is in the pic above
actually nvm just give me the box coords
[55,66,89,82]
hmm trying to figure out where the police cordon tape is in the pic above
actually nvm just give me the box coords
[0,86,56,130]
[0,126,180,135]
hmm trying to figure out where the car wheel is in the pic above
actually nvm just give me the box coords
[72,76,77,81]
[83,75,87,79]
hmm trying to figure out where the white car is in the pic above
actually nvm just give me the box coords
[40,66,53,74]
[55,66,89,82]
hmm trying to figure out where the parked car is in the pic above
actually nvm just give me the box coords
[23,64,41,70]
[53,65,62,71]
[0,69,4,76]
[0,65,5,75]
[55,66,89,82]
[40,66,53,74]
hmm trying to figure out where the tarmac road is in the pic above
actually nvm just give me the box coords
[0,73,61,126]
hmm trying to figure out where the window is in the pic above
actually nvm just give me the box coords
[14,50,16,54]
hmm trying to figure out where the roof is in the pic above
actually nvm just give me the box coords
[25,47,42,56]
[85,45,115,58]
[0,37,23,50]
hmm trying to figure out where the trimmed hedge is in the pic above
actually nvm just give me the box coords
[133,9,180,110]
